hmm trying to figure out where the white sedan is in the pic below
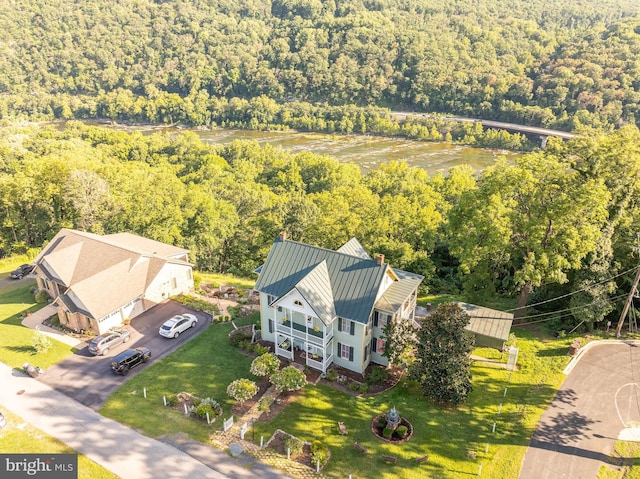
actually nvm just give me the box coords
[159,314,198,338]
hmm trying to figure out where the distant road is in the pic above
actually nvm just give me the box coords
[391,112,576,140]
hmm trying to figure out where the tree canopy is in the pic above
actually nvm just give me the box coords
[412,303,474,406]
[2,0,640,131]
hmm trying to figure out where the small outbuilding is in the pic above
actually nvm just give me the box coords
[455,302,514,350]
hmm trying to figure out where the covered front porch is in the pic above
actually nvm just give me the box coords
[274,316,334,373]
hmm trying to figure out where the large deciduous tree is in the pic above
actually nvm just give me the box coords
[448,153,609,314]
[411,302,474,406]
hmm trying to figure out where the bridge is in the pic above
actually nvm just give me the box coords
[478,119,575,147]
[393,112,577,147]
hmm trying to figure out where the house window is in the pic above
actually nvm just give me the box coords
[371,336,377,353]
[186,269,192,280]
[268,319,274,334]
[171,277,177,289]
[267,294,276,305]
[338,342,354,361]
[377,338,386,353]
[293,300,303,308]
[373,311,379,327]
[365,344,370,361]
[338,317,355,335]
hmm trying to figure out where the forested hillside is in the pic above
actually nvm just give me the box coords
[2,0,640,130]
[2,122,640,332]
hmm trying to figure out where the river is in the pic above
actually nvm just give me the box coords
[93,122,519,176]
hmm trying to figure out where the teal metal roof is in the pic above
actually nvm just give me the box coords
[336,238,372,259]
[255,238,424,324]
[292,260,336,326]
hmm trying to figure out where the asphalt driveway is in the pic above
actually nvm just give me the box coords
[38,301,211,410]
[519,341,640,478]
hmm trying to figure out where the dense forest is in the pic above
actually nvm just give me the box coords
[2,0,640,131]
[2,122,640,333]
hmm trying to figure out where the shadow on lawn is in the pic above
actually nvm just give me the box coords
[537,346,571,357]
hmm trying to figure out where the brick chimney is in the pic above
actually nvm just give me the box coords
[376,254,384,265]
[278,231,287,241]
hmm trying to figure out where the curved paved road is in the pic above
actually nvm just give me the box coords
[519,342,640,478]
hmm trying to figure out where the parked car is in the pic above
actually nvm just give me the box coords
[159,314,197,338]
[10,264,35,279]
[110,347,151,375]
[88,329,131,356]
[0,412,6,431]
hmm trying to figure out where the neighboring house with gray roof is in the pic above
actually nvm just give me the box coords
[33,228,194,335]
[255,233,423,375]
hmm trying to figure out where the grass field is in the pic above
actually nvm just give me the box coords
[0,285,75,369]
[101,316,257,441]
[252,328,571,479]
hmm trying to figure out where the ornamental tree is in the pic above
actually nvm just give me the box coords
[270,365,306,392]
[226,378,258,404]
[250,352,280,377]
[411,302,474,406]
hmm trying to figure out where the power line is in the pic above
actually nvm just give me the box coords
[505,266,639,313]
[516,294,630,326]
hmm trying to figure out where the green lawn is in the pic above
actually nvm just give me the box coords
[0,285,76,369]
[101,316,256,441]
[253,328,572,479]
[598,440,640,478]
[0,407,118,479]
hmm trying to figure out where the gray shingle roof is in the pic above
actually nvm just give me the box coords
[34,229,191,320]
[255,238,424,324]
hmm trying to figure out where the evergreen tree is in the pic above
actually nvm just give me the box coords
[411,302,474,406]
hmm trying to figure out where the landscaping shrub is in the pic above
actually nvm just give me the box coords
[349,381,360,392]
[285,436,304,456]
[32,327,52,353]
[367,366,388,385]
[173,294,217,314]
[311,440,329,465]
[195,403,214,419]
[34,289,51,303]
[397,425,408,438]
[377,417,388,428]
[250,352,279,377]
[383,427,393,439]
[166,394,179,406]
[258,398,271,412]
[270,366,306,392]
[229,329,252,347]
[325,369,338,382]
[227,378,258,403]
[253,344,269,356]
[359,383,369,394]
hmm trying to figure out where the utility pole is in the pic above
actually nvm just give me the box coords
[615,266,640,337]
[615,234,640,338]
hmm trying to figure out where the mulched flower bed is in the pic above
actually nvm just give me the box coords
[231,375,271,416]
[266,430,314,469]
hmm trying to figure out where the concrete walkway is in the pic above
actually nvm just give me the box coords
[21,304,87,349]
[0,363,289,479]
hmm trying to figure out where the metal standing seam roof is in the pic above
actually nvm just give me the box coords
[254,238,424,324]
[336,238,372,259]
[455,302,514,341]
[376,269,424,313]
[290,261,336,326]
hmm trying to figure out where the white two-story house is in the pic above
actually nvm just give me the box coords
[254,233,423,375]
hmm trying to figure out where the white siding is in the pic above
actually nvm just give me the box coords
[145,263,194,303]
